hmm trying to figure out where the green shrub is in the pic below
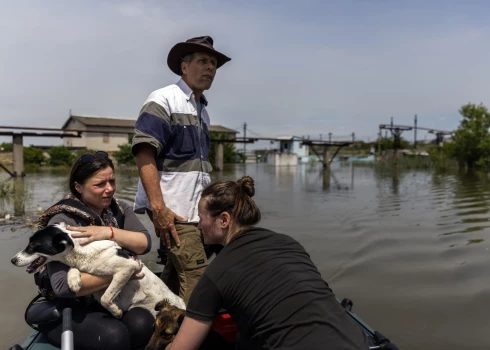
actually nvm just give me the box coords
[208,132,240,164]
[0,142,13,152]
[47,146,75,166]
[73,148,98,158]
[0,180,13,198]
[24,146,46,164]
[113,144,135,165]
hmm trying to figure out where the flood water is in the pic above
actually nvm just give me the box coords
[2,163,490,349]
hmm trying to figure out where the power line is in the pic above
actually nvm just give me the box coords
[243,123,247,154]
[246,129,262,137]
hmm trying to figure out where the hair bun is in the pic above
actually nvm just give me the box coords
[237,176,255,197]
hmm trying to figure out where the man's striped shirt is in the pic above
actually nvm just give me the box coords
[131,79,212,222]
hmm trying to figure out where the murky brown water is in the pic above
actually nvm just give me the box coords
[2,163,490,349]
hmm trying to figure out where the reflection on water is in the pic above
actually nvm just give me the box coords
[6,164,490,242]
[4,162,489,247]
[0,177,31,219]
[3,163,490,349]
[431,171,490,240]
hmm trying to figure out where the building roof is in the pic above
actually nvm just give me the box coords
[276,136,304,141]
[62,114,239,134]
[62,114,135,129]
[209,125,239,134]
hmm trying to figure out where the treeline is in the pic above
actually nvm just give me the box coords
[445,103,490,169]
[401,103,490,170]
[208,132,245,164]
[313,102,490,170]
[0,144,135,167]
[0,130,243,168]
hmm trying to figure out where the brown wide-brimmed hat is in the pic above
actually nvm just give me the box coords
[167,35,231,76]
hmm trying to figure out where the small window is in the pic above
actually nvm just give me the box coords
[103,133,110,143]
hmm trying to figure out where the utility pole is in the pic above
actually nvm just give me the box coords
[377,126,382,156]
[414,114,417,149]
[390,116,394,146]
[243,122,247,156]
[328,132,332,143]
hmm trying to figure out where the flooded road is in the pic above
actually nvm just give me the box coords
[2,163,490,349]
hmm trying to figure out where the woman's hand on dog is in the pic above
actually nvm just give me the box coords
[69,226,145,279]
[68,225,115,245]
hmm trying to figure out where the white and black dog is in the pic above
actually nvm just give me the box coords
[11,223,185,318]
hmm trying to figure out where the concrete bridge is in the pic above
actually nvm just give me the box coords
[0,125,359,176]
[0,125,236,176]
[0,126,83,177]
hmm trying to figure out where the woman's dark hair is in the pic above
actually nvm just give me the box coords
[68,153,115,199]
[201,176,261,241]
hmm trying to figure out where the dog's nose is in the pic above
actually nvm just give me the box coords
[11,257,18,265]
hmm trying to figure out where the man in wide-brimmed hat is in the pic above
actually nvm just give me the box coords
[132,36,231,303]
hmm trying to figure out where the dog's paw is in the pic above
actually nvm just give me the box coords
[112,307,123,319]
[67,268,82,292]
[103,301,123,319]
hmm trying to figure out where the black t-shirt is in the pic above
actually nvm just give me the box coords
[186,227,368,350]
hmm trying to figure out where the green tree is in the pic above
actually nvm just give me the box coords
[47,146,75,166]
[24,146,46,164]
[208,132,241,165]
[451,103,490,168]
[0,142,13,152]
[73,148,98,158]
[378,136,411,150]
[113,144,136,165]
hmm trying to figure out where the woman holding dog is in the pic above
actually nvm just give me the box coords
[166,176,369,350]
[35,151,154,350]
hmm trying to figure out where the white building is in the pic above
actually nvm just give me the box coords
[278,136,310,163]
[61,114,239,152]
[267,136,311,166]
[62,114,134,152]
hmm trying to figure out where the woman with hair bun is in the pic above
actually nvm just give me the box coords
[166,176,368,350]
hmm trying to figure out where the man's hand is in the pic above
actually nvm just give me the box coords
[135,145,187,248]
[152,206,187,248]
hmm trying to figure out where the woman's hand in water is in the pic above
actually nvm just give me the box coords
[68,225,115,245]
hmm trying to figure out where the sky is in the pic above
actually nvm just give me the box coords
[1,0,490,148]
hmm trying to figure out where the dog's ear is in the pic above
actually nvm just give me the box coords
[53,230,74,250]
[155,299,170,312]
